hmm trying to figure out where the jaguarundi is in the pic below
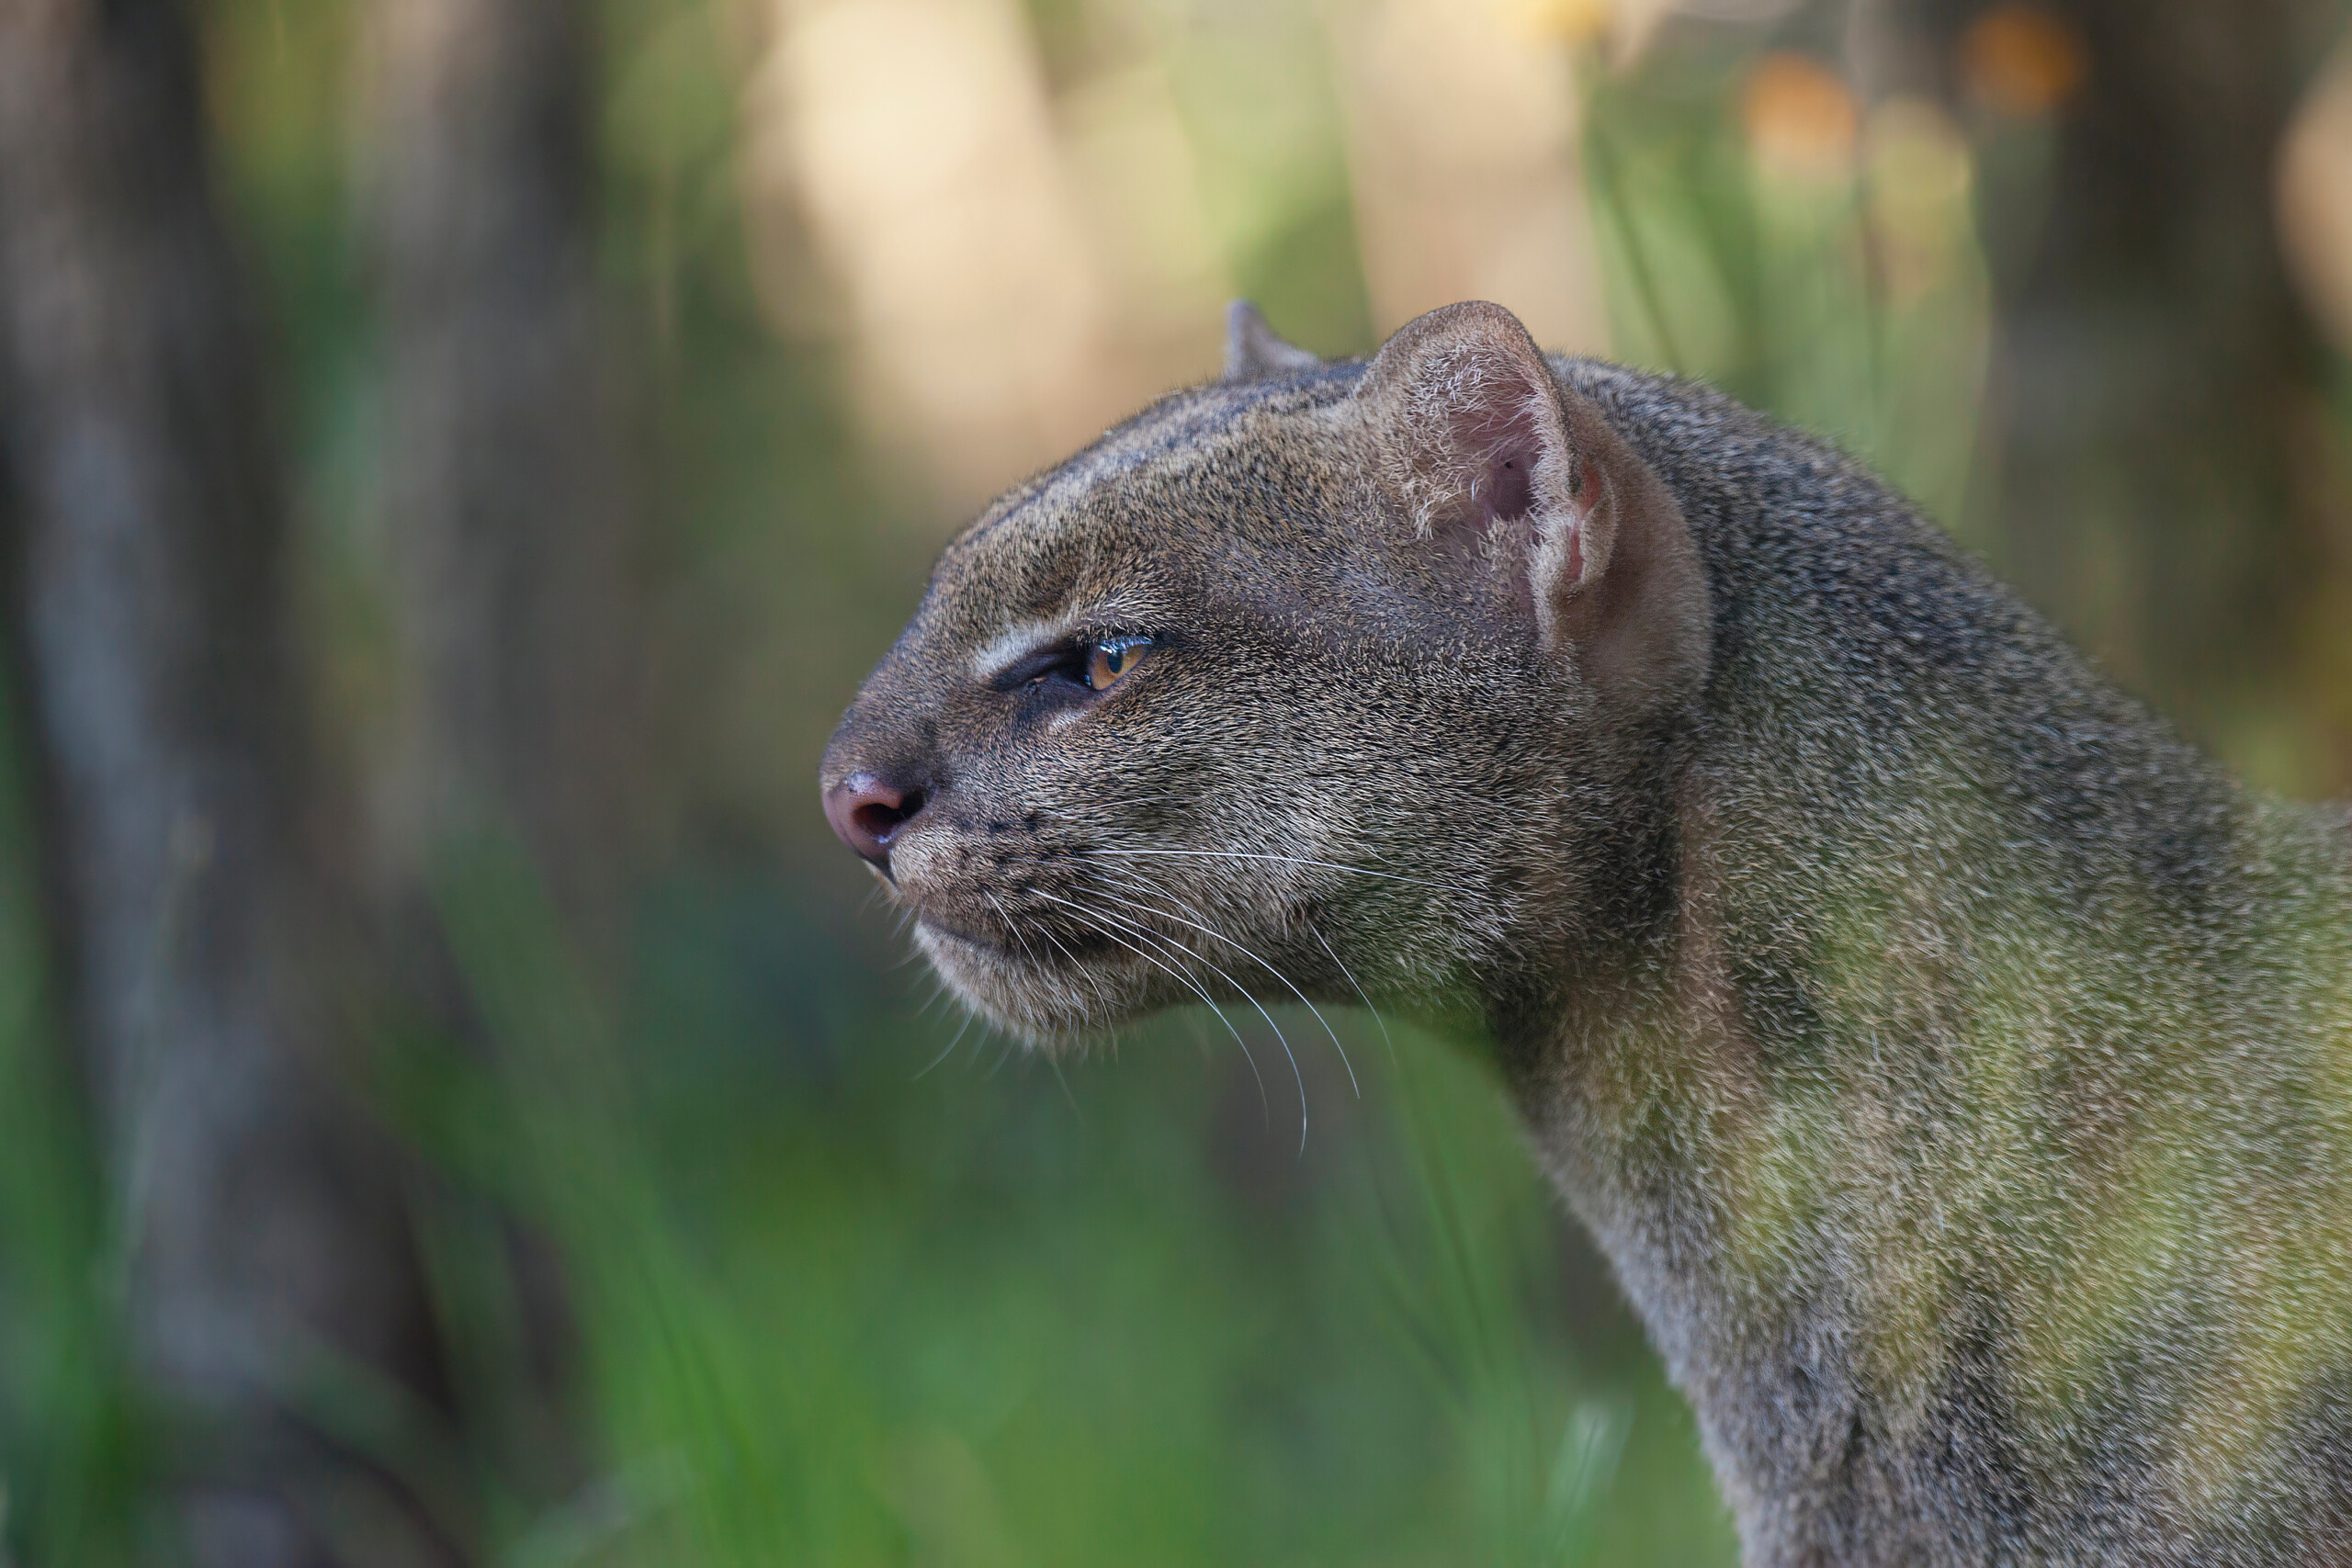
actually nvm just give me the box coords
[819,299,2352,1566]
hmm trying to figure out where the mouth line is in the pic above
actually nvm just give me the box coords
[915,911,1013,953]
[919,905,1135,968]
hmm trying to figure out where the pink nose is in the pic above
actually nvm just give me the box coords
[824,773,928,868]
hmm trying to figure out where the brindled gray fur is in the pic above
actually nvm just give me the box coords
[820,300,2352,1567]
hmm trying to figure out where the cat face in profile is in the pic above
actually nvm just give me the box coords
[820,302,1709,1046]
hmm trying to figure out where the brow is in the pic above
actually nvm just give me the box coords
[968,614,1084,682]
[967,589,1165,683]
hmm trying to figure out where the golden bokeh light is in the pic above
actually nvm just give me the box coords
[738,0,1622,508]
[1959,4,2088,119]
[2278,36,2352,355]
[739,0,1228,507]
[1504,0,1617,46]
[1332,0,1607,351]
[1865,95,1975,305]
[1741,51,1860,177]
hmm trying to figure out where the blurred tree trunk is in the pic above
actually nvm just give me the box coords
[1856,0,2350,778]
[0,3,452,1565]
[354,0,641,1510]
[361,0,641,939]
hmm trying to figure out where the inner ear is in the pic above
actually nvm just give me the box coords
[1357,301,1711,704]
[1456,398,1544,531]
[1357,301,1631,656]
[1358,303,1593,570]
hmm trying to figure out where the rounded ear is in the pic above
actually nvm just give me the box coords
[1223,299,1322,382]
[1354,300,1710,702]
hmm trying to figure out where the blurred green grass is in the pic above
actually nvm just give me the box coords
[375,840,1732,1565]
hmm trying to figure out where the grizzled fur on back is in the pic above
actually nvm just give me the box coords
[822,301,2352,1566]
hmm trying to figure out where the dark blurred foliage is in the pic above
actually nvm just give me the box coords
[0,0,2346,1562]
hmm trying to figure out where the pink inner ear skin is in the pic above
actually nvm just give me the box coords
[1562,457,1601,586]
[1487,446,1536,525]
[1453,390,1544,529]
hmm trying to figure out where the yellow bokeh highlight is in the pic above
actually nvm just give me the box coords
[1504,0,1616,46]
[1334,0,1606,350]
[1741,51,1860,177]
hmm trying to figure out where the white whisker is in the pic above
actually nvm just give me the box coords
[1073,876,1359,1102]
[1034,890,1272,1126]
[990,889,1121,1028]
[1046,1054,1084,1122]
[1034,888,1309,1155]
[915,1006,980,1079]
[1028,912,1126,1030]
[1031,888,1306,1142]
[986,890,1046,971]
[1090,847,1479,900]
[1313,923,1398,1070]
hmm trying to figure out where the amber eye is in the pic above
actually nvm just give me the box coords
[1086,638,1148,692]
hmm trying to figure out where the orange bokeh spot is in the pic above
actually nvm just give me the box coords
[1960,4,2088,118]
[1510,0,1616,46]
[1742,51,1861,175]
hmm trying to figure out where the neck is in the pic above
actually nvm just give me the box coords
[1493,629,2352,1565]
[1484,363,2352,1562]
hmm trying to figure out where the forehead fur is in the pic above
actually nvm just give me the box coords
[920,362,1368,647]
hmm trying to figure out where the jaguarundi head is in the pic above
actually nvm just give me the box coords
[820,300,1711,1046]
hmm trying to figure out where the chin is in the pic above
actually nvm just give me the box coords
[913,919,1148,1052]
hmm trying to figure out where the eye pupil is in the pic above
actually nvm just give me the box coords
[1086,639,1146,691]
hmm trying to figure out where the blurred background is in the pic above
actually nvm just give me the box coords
[1,0,2349,1562]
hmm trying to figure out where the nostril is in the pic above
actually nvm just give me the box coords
[852,789,925,843]
[824,773,932,866]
